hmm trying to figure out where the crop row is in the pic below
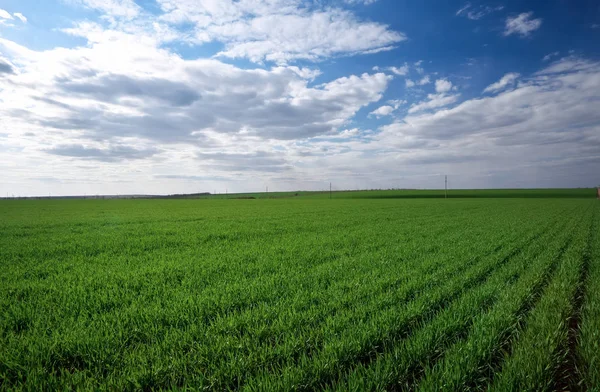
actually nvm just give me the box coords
[0,198,597,390]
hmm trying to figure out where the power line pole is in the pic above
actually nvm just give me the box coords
[445,175,447,199]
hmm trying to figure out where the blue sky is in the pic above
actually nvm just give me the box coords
[0,0,599,196]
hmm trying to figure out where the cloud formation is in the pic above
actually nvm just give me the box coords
[0,9,12,20]
[456,3,504,20]
[69,0,405,64]
[504,12,542,37]
[46,144,159,162]
[408,93,459,114]
[13,13,27,23]
[483,72,520,93]
[0,1,598,195]
[435,79,453,93]
[376,57,599,188]
[0,58,14,74]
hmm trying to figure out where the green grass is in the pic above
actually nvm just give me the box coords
[0,195,598,390]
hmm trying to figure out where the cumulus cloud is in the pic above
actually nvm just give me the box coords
[406,75,430,88]
[59,0,407,64]
[504,12,542,37]
[141,0,405,64]
[0,2,597,195]
[0,58,15,74]
[408,93,460,114]
[0,8,12,19]
[435,79,453,93]
[376,57,600,189]
[483,72,520,93]
[45,143,159,161]
[387,64,409,76]
[0,34,391,149]
[370,105,394,117]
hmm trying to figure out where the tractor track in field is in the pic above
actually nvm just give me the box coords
[552,202,597,392]
[287,208,574,392]
[458,205,587,392]
[389,207,581,392]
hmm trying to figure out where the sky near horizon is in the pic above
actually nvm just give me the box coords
[0,0,599,196]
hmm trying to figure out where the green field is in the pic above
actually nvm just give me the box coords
[1,189,599,390]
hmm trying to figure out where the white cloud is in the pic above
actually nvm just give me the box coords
[418,75,430,85]
[149,0,406,64]
[387,64,409,76]
[483,72,520,93]
[13,12,27,23]
[388,99,406,108]
[339,128,360,137]
[414,60,425,74]
[372,57,600,188]
[0,8,13,19]
[405,75,430,88]
[408,93,459,113]
[370,105,395,117]
[543,51,559,62]
[370,98,408,117]
[344,0,378,4]
[504,12,542,37]
[0,34,391,147]
[61,0,407,64]
[1,2,597,195]
[435,79,452,93]
[456,4,471,17]
[456,3,504,20]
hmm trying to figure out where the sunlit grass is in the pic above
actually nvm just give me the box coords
[0,194,598,390]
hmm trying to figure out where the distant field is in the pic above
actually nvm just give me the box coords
[1,194,599,390]
[193,187,596,199]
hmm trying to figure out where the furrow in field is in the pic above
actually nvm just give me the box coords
[319,204,579,392]
[173,210,521,328]
[578,201,600,390]
[414,204,584,391]
[238,207,573,391]
[1,199,589,392]
[0,207,536,390]
[487,203,593,391]
[324,233,543,392]
[551,202,596,391]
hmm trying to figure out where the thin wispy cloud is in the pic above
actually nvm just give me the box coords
[483,72,520,93]
[456,3,504,20]
[13,13,27,23]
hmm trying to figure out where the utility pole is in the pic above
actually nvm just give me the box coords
[445,175,447,199]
